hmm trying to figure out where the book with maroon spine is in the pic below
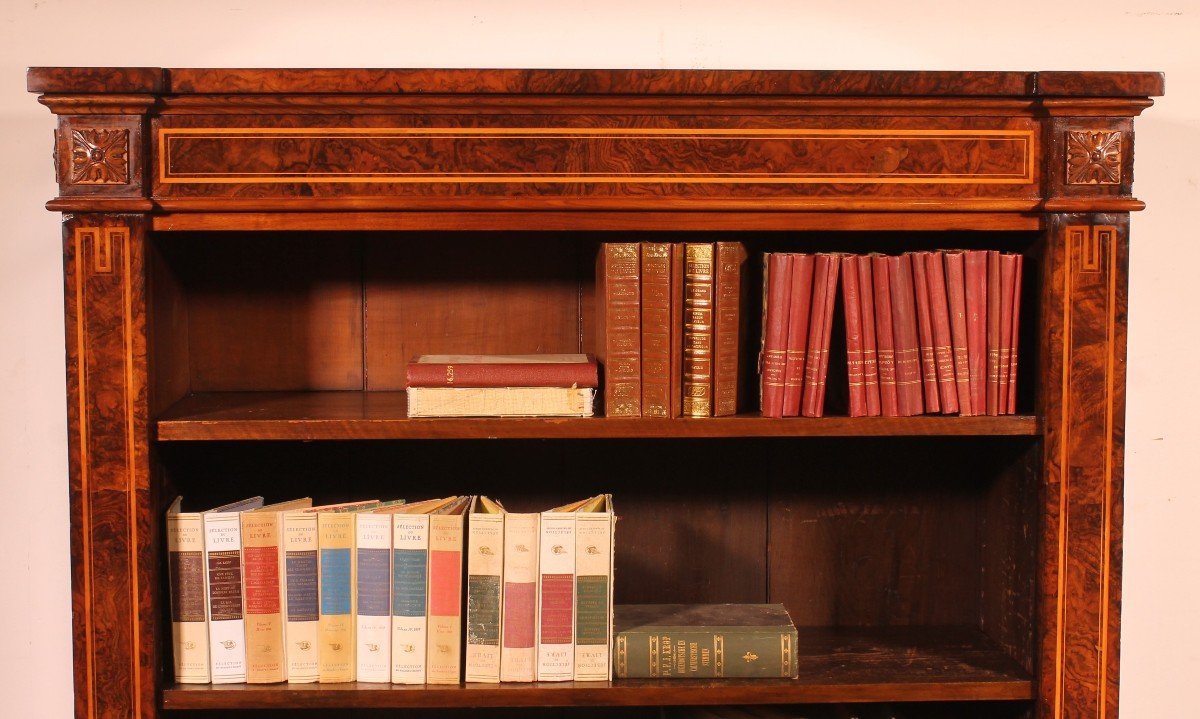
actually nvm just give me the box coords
[944,252,973,415]
[802,254,839,418]
[856,256,881,416]
[596,244,641,417]
[964,250,988,416]
[924,251,959,414]
[887,254,924,417]
[998,253,1018,415]
[1008,255,1024,415]
[909,252,941,414]
[985,250,1002,416]
[406,355,599,389]
[759,253,793,418]
[669,244,686,418]
[813,256,841,417]
[841,254,867,417]
[871,254,899,417]
[640,242,673,418]
[712,242,748,417]
[682,243,716,417]
[782,255,815,417]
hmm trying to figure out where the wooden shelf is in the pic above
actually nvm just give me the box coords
[161,626,1032,709]
[155,392,1041,441]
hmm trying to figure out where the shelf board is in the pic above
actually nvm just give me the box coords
[155,392,1041,441]
[161,626,1031,709]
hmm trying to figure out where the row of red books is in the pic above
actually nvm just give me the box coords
[760,250,1023,418]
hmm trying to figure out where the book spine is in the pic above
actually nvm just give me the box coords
[712,242,747,416]
[203,511,249,684]
[682,243,716,417]
[841,254,867,417]
[889,254,925,416]
[466,511,504,683]
[391,514,430,684]
[406,387,594,418]
[964,250,988,415]
[573,511,615,681]
[597,243,642,416]
[500,513,539,682]
[998,254,1018,415]
[669,244,686,418]
[241,511,287,683]
[282,511,319,683]
[814,256,840,417]
[924,251,959,414]
[406,362,598,389]
[536,513,575,681]
[782,254,814,417]
[1008,255,1024,414]
[856,256,881,416]
[640,242,673,417]
[909,252,941,413]
[614,629,798,679]
[167,512,210,684]
[355,513,392,683]
[800,254,831,418]
[871,254,899,417]
[944,251,974,416]
[759,253,793,418]
[986,250,1002,415]
[426,513,464,684]
[317,512,355,683]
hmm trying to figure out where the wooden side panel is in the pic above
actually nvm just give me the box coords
[64,216,156,719]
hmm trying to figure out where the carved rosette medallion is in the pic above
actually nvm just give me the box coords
[1065,131,1122,185]
[70,128,129,184]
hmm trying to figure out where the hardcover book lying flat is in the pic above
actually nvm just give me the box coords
[406,354,598,388]
[406,387,595,418]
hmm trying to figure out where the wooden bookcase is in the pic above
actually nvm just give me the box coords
[28,67,1161,719]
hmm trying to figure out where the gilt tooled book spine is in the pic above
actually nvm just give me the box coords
[167,509,210,684]
[856,255,881,416]
[500,513,539,682]
[641,243,673,418]
[426,513,465,684]
[909,252,941,414]
[759,253,793,418]
[669,243,686,418]
[841,254,867,417]
[204,511,249,684]
[712,242,748,417]
[782,254,814,417]
[597,244,641,416]
[1008,254,1024,415]
[998,253,1018,415]
[924,251,959,415]
[888,254,924,417]
[391,514,430,684]
[944,251,974,416]
[355,513,392,683]
[466,509,504,683]
[800,254,831,418]
[964,250,989,416]
[317,512,355,683]
[871,254,899,417]
[241,511,287,684]
[986,250,1002,416]
[682,243,716,417]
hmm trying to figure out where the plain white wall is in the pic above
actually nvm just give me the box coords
[2,1,1196,716]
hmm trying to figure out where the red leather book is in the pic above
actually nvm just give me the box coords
[985,250,1002,416]
[909,252,941,414]
[406,354,599,389]
[964,250,988,416]
[682,244,716,417]
[871,254,899,417]
[944,251,973,416]
[888,254,924,416]
[997,253,1018,415]
[1007,254,1024,415]
[800,254,830,418]
[670,246,686,418]
[759,253,793,418]
[804,254,840,418]
[640,242,673,418]
[712,242,748,417]
[856,256,881,416]
[924,251,959,415]
[596,244,641,416]
[781,254,815,417]
[841,254,867,417]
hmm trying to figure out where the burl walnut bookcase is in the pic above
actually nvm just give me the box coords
[28,67,1161,719]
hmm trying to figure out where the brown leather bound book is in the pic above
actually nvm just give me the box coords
[909,252,941,414]
[985,250,1002,416]
[781,254,815,417]
[856,255,881,416]
[964,250,988,416]
[1007,254,1024,415]
[713,242,748,417]
[841,254,867,417]
[944,251,973,416]
[802,254,840,418]
[682,243,716,417]
[640,242,673,418]
[759,253,792,418]
[997,253,1018,415]
[924,252,959,415]
[670,245,685,418]
[596,243,641,417]
[888,254,924,416]
[871,253,899,417]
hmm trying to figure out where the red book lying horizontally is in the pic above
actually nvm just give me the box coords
[406,354,599,388]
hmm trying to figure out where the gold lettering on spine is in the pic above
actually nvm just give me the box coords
[616,635,627,677]
[714,635,724,677]
[649,635,659,677]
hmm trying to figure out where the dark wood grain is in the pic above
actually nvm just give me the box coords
[27,66,164,93]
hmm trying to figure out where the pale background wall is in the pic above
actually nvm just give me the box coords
[1,1,1196,716]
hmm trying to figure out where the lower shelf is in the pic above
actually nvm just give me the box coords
[161,627,1032,710]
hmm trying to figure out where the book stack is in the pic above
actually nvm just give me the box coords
[405,354,599,417]
[597,242,749,418]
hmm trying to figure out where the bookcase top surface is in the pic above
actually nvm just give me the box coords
[26,67,1165,97]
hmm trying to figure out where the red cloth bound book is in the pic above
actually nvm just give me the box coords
[759,253,793,418]
[923,251,959,415]
[803,254,840,418]
[1007,255,1024,415]
[782,254,815,417]
[856,256,881,416]
[713,242,748,417]
[998,253,1018,415]
[841,255,867,417]
[887,254,924,417]
[871,254,899,417]
[407,354,599,388]
[944,252,973,416]
[985,250,1002,416]
[909,252,941,414]
[963,250,988,416]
